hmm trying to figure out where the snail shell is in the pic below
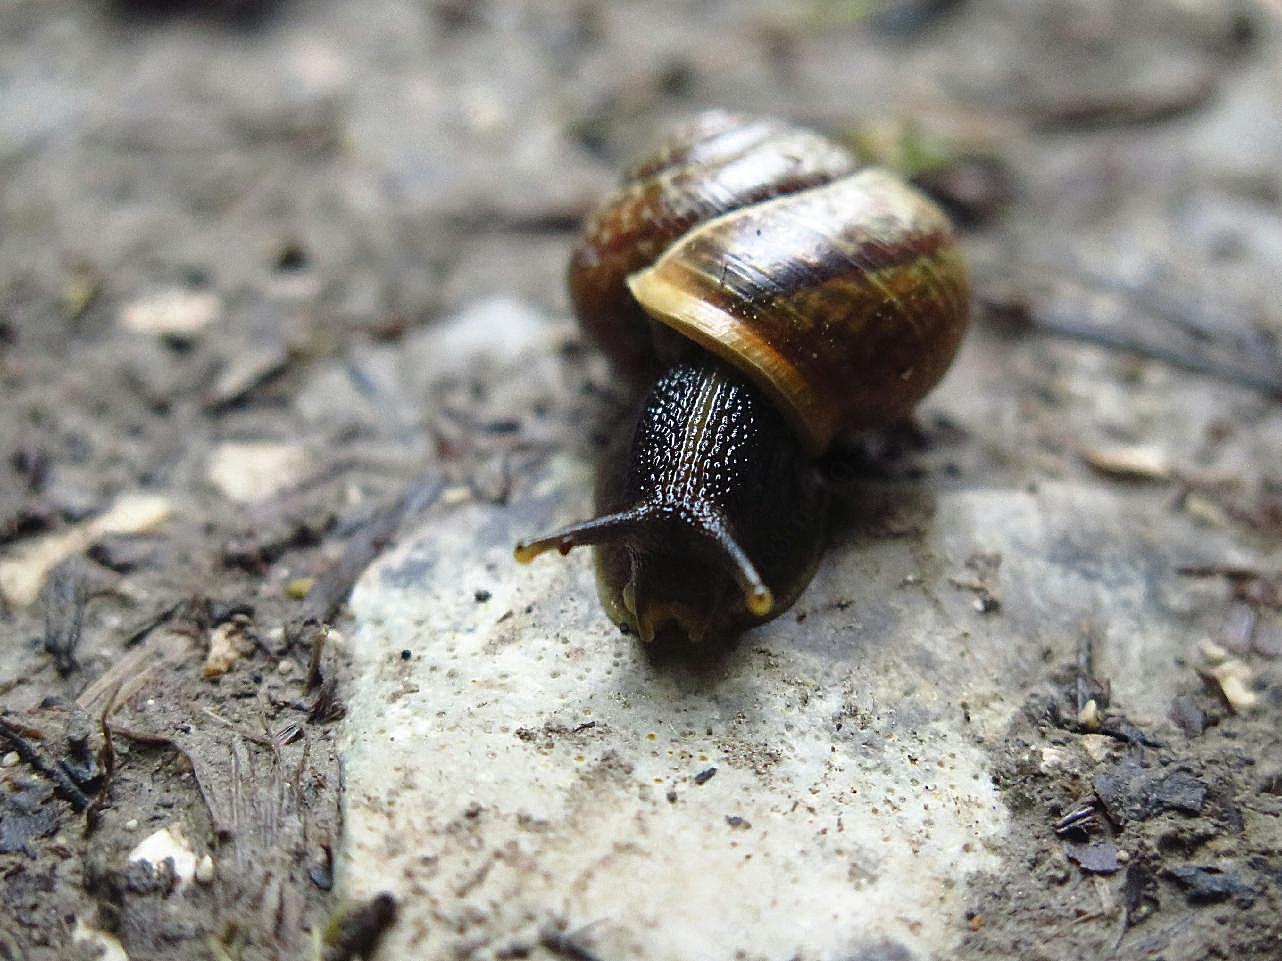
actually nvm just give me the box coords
[571,111,969,451]
[568,112,859,374]
[518,113,969,643]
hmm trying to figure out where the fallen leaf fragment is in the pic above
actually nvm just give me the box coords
[1064,840,1121,874]
[204,621,255,677]
[0,494,173,607]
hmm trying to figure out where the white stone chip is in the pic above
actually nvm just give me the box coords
[207,442,307,504]
[195,854,216,884]
[128,824,197,890]
[73,917,130,961]
[120,288,221,337]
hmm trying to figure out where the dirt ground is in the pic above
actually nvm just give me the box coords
[1,1,1280,959]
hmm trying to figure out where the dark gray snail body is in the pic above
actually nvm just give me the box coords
[516,112,969,643]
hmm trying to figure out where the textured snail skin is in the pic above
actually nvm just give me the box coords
[517,113,969,644]
[590,361,826,642]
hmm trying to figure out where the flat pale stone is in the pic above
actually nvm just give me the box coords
[339,481,1003,960]
[337,308,1273,959]
[338,452,1260,959]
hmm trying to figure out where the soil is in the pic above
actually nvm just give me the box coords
[1,1,1279,960]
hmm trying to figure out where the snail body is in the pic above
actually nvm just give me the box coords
[516,113,969,643]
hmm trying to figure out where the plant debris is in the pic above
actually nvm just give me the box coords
[1165,864,1258,907]
[1093,761,1207,824]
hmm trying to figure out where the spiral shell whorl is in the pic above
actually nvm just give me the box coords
[568,112,858,372]
[627,167,969,452]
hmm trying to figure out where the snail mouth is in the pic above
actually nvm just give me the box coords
[623,585,706,645]
[514,506,774,629]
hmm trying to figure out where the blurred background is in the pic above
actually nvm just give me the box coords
[4,0,1279,506]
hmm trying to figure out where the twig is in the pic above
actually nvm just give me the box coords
[84,678,130,836]
[1014,288,1282,397]
[981,272,1282,397]
[202,707,275,748]
[300,476,443,626]
[0,716,91,811]
[42,563,88,676]
[539,920,609,961]
[1030,73,1218,131]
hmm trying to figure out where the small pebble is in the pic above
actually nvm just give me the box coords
[1,751,19,768]
[120,287,221,338]
[440,485,472,505]
[195,854,216,884]
[286,577,314,599]
[207,442,306,504]
[1082,445,1171,481]
[124,818,139,831]
[1077,698,1101,730]
[1199,639,1229,664]
[1207,659,1259,713]
[278,659,296,676]
[972,592,1000,613]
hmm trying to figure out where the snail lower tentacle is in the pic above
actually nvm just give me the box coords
[519,358,824,643]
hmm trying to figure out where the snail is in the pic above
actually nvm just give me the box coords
[515,112,969,644]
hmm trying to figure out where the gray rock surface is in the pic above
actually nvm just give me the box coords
[337,303,1279,959]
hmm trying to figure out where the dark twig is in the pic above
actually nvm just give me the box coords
[121,600,185,647]
[1016,290,1282,397]
[85,690,123,836]
[981,267,1282,397]
[539,920,608,961]
[300,476,443,626]
[305,621,328,691]
[42,563,88,676]
[1029,73,1218,132]
[1092,724,1164,749]
[307,675,345,725]
[0,716,91,812]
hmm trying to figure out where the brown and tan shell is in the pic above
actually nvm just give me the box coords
[569,113,970,452]
[568,111,858,374]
